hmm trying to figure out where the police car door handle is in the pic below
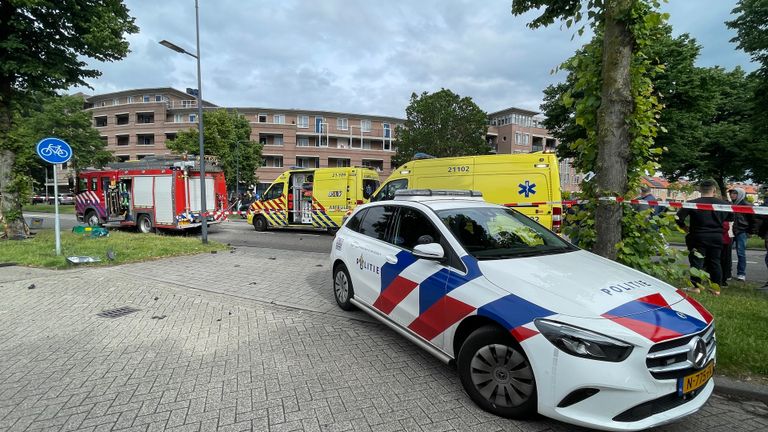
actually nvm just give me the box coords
[385,255,398,264]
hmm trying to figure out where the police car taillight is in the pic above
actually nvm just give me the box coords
[552,206,563,233]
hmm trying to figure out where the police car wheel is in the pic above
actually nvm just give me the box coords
[253,215,267,231]
[333,264,355,311]
[457,326,537,419]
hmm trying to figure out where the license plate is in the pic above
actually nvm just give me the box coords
[679,361,714,395]
[178,220,190,225]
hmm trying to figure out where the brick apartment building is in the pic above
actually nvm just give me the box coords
[44,87,570,195]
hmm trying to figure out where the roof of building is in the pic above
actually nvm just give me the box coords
[488,106,540,117]
[82,87,219,107]
[229,106,404,122]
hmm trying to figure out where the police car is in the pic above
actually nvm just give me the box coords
[329,190,715,431]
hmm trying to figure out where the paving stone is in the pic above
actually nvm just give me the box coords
[0,249,764,432]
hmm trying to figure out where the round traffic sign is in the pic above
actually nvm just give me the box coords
[36,137,72,164]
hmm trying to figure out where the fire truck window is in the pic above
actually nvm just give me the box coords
[263,183,284,201]
[90,177,98,191]
[78,178,87,192]
[101,177,110,192]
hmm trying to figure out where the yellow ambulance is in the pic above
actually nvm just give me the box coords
[370,153,563,230]
[248,167,380,231]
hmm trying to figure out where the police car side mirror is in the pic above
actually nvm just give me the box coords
[412,243,445,261]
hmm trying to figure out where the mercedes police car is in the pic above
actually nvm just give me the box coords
[329,190,715,431]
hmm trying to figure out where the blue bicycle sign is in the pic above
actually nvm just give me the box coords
[36,137,72,164]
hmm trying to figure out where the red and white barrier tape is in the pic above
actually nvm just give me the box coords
[503,198,768,215]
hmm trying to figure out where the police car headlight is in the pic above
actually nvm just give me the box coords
[534,319,633,362]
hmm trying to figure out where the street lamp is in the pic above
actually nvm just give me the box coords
[159,0,208,243]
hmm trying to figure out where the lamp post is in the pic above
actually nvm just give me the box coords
[159,0,208,243]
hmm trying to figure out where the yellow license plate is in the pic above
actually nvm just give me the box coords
[178,220,190,225]
[680,361,714,394]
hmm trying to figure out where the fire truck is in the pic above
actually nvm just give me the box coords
[75,156,228,233]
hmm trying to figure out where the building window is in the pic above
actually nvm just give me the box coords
[263,156,283,168]
[165,132,177,141]
[273,114,285,124]
[297,115,309,128]
[258,114,267,123]
[100,101,106,107]
[112,98,119,106]
[155,95,163,102]
[331,158,350,167]
[524,133,530,145]
[137,154,154,160]
[100,136,108,145]
[94,116,107,127]
[115,113,129,125]
[383,123,391,139]
[127,96,134,103]
[274,136,283,145]
[361,119,372,132]
[116,155,130,162]
[515,132,522,145]
[362,159,383,172]
[362,139,371,150]
[136,112,154,124]
[297,137,309,147]
[143,95,150,102]
[336,138,349,149]
[137,134,154,145]
[383,140,391,151]
[337,118,348,130]
[189,114,197,123]
[116,135,129,146]
[296,157,319,168]
[174,114,183,123]
[315,116,324,133]
[181,100,196,108]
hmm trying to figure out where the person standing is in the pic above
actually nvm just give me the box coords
[676,180,732,287]
[635,185,664,217]
[756,188,768,289]
[728,188,754,281]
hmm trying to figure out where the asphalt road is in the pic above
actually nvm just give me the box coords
[23,211,768,282]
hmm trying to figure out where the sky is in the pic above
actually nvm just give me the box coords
[71,0,755,119]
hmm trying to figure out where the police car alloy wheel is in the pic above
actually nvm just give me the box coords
[458,326,537,419]
[333,264,354,310]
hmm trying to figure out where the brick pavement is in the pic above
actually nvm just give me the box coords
[0,247,766,431]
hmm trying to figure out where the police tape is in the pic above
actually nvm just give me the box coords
[502,197,768,215]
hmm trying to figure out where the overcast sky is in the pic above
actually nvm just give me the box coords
[71,0,755,118]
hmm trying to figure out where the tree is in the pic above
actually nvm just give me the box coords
[727,0,768,183]
[16,94,113,191]
[512,0,666,259]
[166,109,262,193]
[0,1,138,238]
[393,89,490,168]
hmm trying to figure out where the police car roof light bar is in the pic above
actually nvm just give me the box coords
[394,189,483,199]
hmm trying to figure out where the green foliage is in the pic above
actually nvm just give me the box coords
[393,89,490,168]
[0,0,137,236]
[167,109,262,192]
[727,0,768,183]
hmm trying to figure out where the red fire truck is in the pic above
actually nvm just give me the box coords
[75,157,228,233]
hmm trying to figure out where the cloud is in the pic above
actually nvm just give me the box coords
[70,0,754,119]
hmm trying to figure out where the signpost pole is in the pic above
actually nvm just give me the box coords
[53,164,61,256]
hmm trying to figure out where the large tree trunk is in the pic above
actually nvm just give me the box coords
[594,0,634,259]
[0,77,27,239]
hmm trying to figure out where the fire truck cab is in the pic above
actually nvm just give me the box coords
[76,157,228,233]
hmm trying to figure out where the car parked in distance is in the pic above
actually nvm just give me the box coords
[329,189,715,431]
[58,193,75,205]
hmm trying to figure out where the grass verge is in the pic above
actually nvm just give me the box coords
[688,282,768,380]
[0,230,226,269]
[23,204,75,214]
[666,230,765,249]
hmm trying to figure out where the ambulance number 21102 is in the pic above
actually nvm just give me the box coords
[448,165,470,173]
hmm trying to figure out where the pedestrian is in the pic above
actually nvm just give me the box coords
[635,185,664,217]
[727,188,754,282]
[676,179,732,287]
[720,220,734,286]
[756,188,768,290]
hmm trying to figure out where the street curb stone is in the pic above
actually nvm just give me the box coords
[715,375,768,404]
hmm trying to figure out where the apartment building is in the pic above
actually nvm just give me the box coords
[486,107,581,193]
[81,87,576,195]
[84,87,401,193]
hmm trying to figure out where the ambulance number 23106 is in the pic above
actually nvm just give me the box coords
[448,165,470,173]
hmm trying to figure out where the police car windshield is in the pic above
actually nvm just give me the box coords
[437,207,575,260]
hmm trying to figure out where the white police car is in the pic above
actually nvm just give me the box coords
[329,190,715,431]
